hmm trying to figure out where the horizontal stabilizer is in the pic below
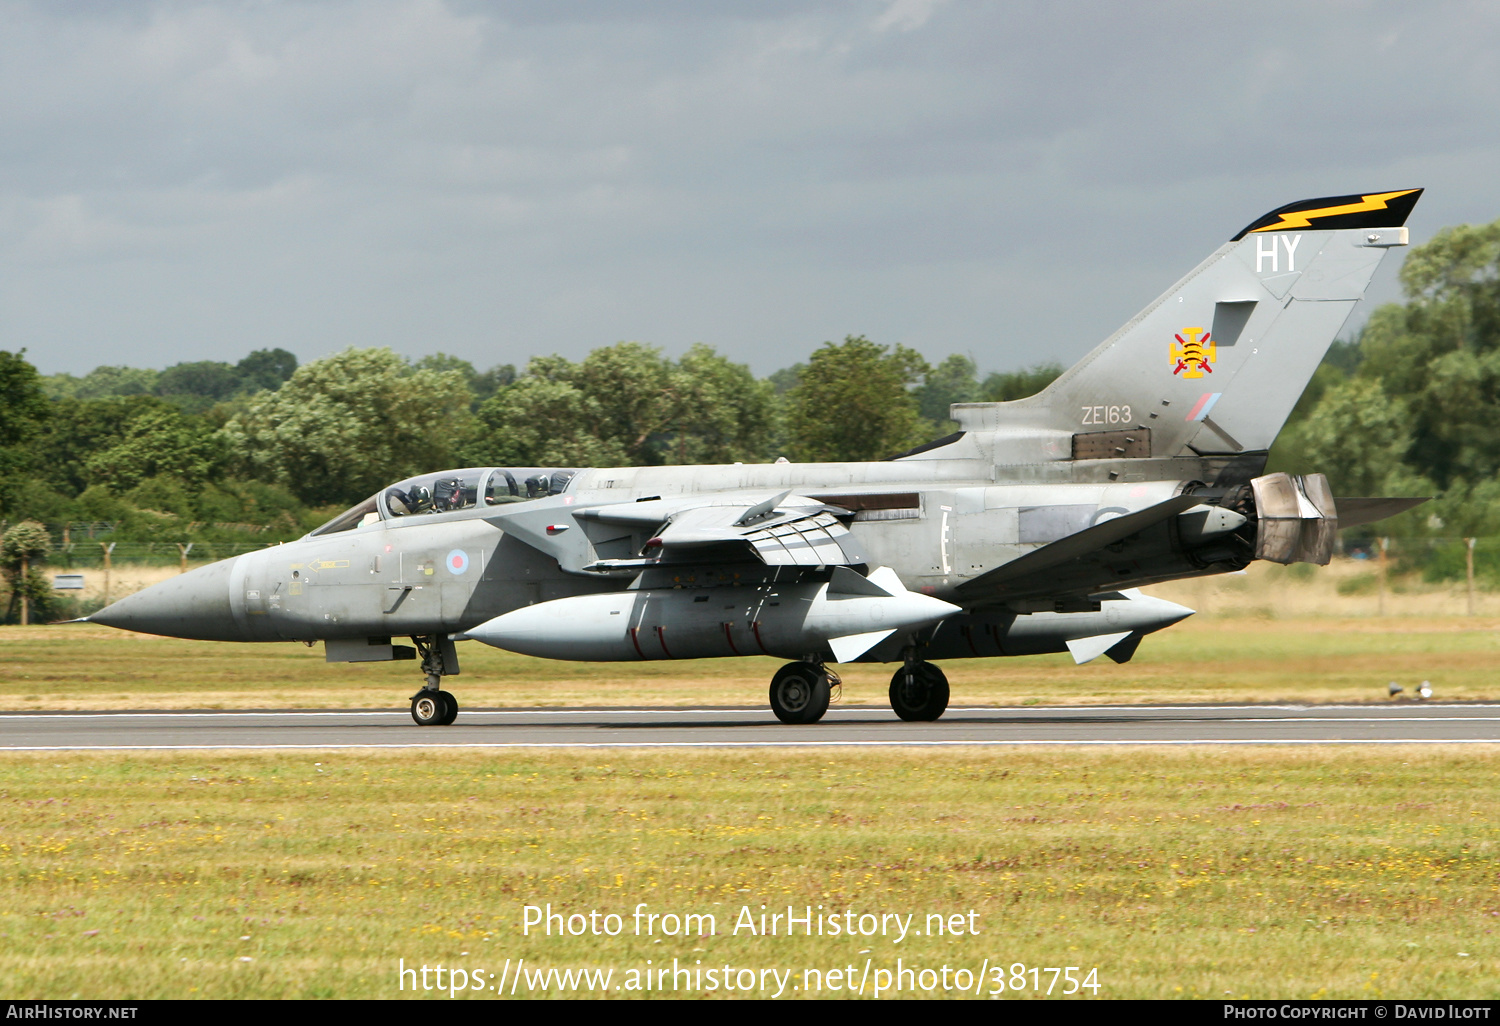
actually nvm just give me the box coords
[1066,631,1134,665]
[1335,497,1430,530]
[958,494,1201,599]
[828,629,896,663]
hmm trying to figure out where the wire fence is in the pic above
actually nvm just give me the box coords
[45,541,276,568]
[0,521,288,568]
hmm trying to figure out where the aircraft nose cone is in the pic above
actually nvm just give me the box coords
[90,557,241,641]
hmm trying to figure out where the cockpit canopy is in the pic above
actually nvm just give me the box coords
[309,467,579,536]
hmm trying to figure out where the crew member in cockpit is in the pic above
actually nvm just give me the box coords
[387,485,433,516]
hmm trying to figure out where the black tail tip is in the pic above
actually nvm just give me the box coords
[1232,188,1422,241]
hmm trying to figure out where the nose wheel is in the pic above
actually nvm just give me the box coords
[410,689,458,726]
[769,661,831,724]
[889,661,949,721]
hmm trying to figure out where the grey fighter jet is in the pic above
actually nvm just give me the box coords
[89,189,1428,725]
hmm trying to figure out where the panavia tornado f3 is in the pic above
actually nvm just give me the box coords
[89,189,1429,725]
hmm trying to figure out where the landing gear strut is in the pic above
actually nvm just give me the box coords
[768,661,832,724]
[410,635,460,726]
[889,657,949,722]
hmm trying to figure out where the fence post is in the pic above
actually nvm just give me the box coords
[19,555,28,626]
[1466,537,1477,616]
[101,542,116,607]
[1377,537,1389,616]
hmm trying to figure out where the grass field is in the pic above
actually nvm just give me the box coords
[5,561,1498,1000]
[2,747,1496,1000]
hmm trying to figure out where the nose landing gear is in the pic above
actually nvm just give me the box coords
[410,635,460,726]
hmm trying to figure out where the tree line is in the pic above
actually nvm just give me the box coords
[0,338,1060,547]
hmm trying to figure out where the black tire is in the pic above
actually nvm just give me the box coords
[437,690,459,725]
[889,662,949,722]
[769,662,831,724]
[411,691,449,726]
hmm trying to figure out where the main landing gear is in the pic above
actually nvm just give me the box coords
[766,656,949,724]
[889,658,949,722]
[769,660,839,724]
[410,635,460,726]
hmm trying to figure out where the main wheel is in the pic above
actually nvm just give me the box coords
[889,662,949,722]
[769,662,831,724]
[411,691,451,726]
[436,690,458,725]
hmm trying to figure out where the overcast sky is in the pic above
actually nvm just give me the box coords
[3,0,1498,378]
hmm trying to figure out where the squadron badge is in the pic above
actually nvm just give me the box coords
[1171,327,1214,378]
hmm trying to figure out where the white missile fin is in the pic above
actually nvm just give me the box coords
[864,566,905,596]
[828,566,893,597]
[828,629,896,663]
[1065,631,1134,665]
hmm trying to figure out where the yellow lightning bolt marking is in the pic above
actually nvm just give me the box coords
[1248,189,1419,233]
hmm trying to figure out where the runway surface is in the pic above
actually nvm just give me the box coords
[3,703,1500,750]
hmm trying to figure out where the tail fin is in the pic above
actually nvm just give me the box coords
[951,189,1421,461]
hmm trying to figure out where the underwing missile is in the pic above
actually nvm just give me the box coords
[464,566,960,662]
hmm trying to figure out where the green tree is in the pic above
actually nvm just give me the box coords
[30,396,224,496]
[221,348,474,506]
[916,354,980,430]
[0,350,51,516]
[466,344,681,467]
[83,403,226,493]
[467,344,776,468]
[471,363,517,406]
[670,345,776,464]
[571,343,687,464]
[980,362,1064,403]
[767,364,803,395]
[0,520,53,623]
[468,374,628,467]
[785,336,929,462]
[69,365,160,399]
[235,348,299,393]
[413,353,519,411]
[157,360,239,398]
[1290,378,1416,497]
[413,353,478,387]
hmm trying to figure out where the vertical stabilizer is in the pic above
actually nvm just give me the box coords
[952,190,1421,461]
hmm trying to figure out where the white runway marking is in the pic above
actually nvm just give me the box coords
[8,739,1500,752]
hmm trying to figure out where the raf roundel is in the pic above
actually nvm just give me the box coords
[446,549,470,575]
